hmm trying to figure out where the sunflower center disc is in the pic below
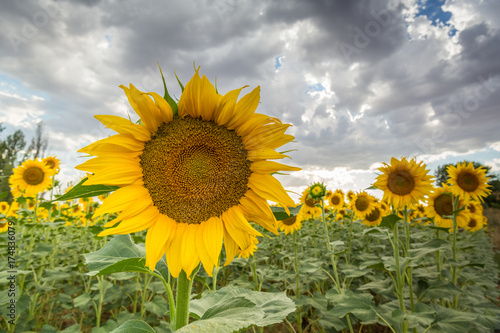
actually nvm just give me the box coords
[140,116,251,224]
[282,216,297,226]
[468,217,477,228]
[387,170,415,196]
[331,196,340,205]
[355,197,369,211]
[23,167,45,185]
[457,172,479,192]
[365,207,380,222]
[434,193,453,217]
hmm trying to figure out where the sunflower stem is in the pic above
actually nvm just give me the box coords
[392,218,407,332]
[174,269,194,330]
[321,198,354,333]
[293,231,303,333]
[451,195,460,309]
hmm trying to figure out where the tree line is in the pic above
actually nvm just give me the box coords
[0,122,48,202]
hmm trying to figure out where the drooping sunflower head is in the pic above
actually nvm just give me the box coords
[301,188,320,208]
[465,201,483,215]
[0,219,8,233]
[373,157,434,209]
[76,68,300,278]
[447,162,491,202]
[362,204,383,227]
[278,215,303,235]
[349,191,375,218]
[464,213,484,232]
[9,159,55,197]
[425,185,468,229]
[346,190,356,202]
[42,156,61,173]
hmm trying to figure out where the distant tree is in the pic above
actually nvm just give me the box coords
[0,126,27,202]
[24,121,48,160]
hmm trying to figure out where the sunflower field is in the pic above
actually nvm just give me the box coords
[1,69,500,333]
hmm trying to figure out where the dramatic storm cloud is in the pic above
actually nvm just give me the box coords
[1,0,499,200]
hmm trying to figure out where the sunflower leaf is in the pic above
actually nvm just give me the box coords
[379,214,401,230]
[158,63,179,116]
[110,319,157,333]
[53,177,119,202]
[179,286,295,333]
[271,204,302,221]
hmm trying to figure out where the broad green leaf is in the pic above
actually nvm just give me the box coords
[187,286,295,331]
[427,304,477,333]
[84,235,145,275]
[409,238,450,259]
[177,308,264,333]
[54,177,119,201]
[271,204,303,221]
[327,291,376,322]
[110,319,156,333]
[379,214,401,229]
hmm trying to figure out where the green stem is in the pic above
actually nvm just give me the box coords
[293,232,302,333]
[174,270,194,330]
[403,208,415,315]
[392,218,407,332]
[451,195,460,309]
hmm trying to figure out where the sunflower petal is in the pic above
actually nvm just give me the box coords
[226,86,260,130]
[181,224,200,279]
[248,173,295,214]
[120,84,163,133]
[98,205,159,236]
[145,216,174,269]
[84,164,143,186]
[250,160,301,174]
[95,115,151,141]
[214,87,246,126]
[223,227,240,266]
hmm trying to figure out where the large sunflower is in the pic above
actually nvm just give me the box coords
[447,162,491,202]
[77,69,299,278]
[9,159,55,197]
[374,157,434,209]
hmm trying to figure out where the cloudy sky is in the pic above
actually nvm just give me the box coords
[1,0,499,201]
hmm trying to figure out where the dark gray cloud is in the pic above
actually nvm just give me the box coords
[0,0,499,190]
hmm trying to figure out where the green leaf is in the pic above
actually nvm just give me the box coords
[271,204,303,221]
[409,238,450,259]
[0,191,8,199]
[184,286,295,332]
[427,304,477,333]
[110,319,156,333]
[379,214,401,229]
[54,177,119,202]
[84,235,145,274]
[158,64,178,116]
[327,291,377,322]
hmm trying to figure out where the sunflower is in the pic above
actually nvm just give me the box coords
[76,69,299,278]
[42,156,61,173]
[374,157,434,209]
[309,182,327,199]
[362,204,383,227]
[464,213,484,232]
[346,190,355,202]
[465,201,483,215]
[348,191,376,218]
[278,215,303,235]
[447,162,491,202]
[425,185,468,229]
[329,189,345,210]
[9,159,55,197]
[0,219,8,234]
[0,202,9,215]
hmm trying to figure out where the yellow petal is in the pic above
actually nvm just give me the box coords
[223,226,239,266]
[181,224,200,279]
[226,86,260,130]
[146,92,173,124]
[235,113,270,137]
[145,215,175,270]
[247,148,290,161]
[196,221,215,277]
[214,86,246,126]
[94,184,149,217]
[95,115,151,141]
[98,205,159,236]
[199,75,221,121]
[120,84,163,133]
[243,122,294,150]
[178,69,201,118]
[76,156,140,174]
[250,160,301,174]
[84,164,142,186]
[166,222,185,278]
[248,173,294,214]
[78,134,145,155]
